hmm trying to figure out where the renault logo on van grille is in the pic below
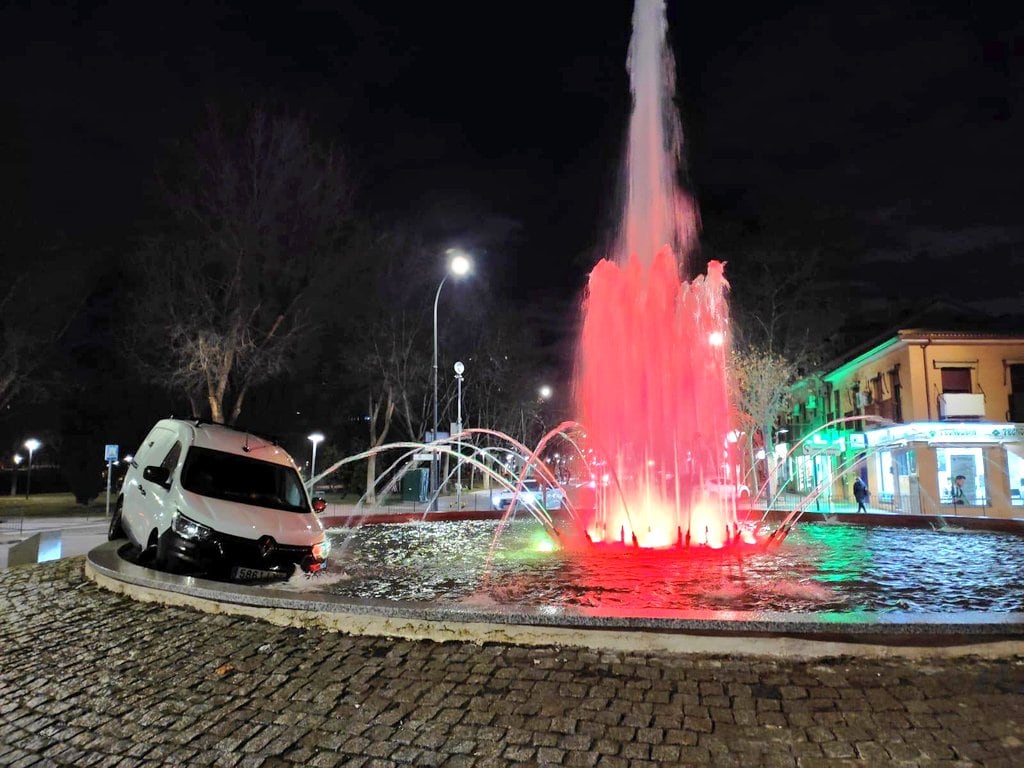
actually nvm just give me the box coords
[257,536,276,559]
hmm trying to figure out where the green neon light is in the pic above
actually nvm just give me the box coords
[823,337,900,384]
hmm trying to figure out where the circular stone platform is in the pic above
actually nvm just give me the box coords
[85,541,1024,659]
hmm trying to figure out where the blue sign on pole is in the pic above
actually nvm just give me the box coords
[104,444,119,462]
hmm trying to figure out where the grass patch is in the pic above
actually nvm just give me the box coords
[0,493,110,519]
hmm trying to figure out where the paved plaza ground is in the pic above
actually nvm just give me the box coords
[1,558,1022,767]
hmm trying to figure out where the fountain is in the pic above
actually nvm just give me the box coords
[575,0,738,549]
[85,0,1024,654]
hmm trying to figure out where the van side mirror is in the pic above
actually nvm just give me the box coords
[311,496,327,513]
[143,465,171,489]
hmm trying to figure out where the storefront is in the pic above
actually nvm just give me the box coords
[862,422,1024,518]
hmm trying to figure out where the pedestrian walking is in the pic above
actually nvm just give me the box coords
[853,476,869,513]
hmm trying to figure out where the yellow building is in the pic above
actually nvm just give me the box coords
[787,329,1024,519]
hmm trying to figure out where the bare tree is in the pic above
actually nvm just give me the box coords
[355,314,426,503]
[730,346,796,492]
[727,248,842,370]
[129,108,353,422]
[0,258,88,417]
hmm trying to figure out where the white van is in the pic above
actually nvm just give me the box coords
[110,418,328,581]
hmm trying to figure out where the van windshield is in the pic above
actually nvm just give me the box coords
[181,447,308,513]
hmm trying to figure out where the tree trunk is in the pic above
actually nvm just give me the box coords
[229,382,250,423]
[761,422,775,499]
[365,453,378,506]
[748,432,759,497]
[364,392,395,506]
[208,394,224,423]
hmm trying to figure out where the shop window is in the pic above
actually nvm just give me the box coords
[877,450,895,502]
[936,447,986,506]
[1007,447,1024,507]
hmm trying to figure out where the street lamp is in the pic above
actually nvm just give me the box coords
[538,385,552,400]
[431,249,472,509]
[24,439,40,499]
[307,432,325,497]
[11,454,23,497]
[454,361,465,508]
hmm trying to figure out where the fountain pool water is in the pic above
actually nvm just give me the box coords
[314,518,1024,616]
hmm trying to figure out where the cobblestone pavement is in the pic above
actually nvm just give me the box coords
[1,559,1022,767]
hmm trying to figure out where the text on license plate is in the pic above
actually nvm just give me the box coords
[232,566,281,581]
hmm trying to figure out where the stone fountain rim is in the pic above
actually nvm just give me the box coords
[86,541,1024,657]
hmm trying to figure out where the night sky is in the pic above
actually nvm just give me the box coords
[4,0,1023,313]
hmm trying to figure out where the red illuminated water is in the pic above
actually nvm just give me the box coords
[575,0,739,548]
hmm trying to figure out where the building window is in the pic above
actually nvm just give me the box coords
[940,367,972,394]
[1009,364,1024,422]
[870,375,883,403]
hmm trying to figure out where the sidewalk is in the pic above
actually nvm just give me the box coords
[0,516,110,570]
[2,557,1023,767]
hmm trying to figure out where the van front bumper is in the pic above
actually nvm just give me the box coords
[158,528,325,580]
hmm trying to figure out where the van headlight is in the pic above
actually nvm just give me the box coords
[171,510,213,541]
[311,537,329,561]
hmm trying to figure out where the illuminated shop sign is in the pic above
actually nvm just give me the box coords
[801,431,845,455]
[864,422,1024,447]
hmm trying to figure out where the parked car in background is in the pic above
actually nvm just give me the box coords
[492,478,565,511]
[109,418,329,581]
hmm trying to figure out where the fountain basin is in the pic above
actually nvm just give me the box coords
[86,515,1024,659]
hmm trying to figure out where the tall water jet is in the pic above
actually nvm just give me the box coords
[576,0,735,548]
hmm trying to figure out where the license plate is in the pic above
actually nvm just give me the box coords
[231,566,282,581]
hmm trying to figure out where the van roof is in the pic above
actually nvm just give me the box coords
[155,418,297,468]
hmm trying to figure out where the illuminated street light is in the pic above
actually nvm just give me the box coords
[10,454,23,497]
[432,249,473,510]
[307,432,325,497]
[448,250,471,276]
[24,439,41,499]
[538,385,552,400]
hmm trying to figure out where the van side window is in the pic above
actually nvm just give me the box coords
[160,442,183,473]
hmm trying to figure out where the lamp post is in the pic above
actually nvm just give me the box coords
[431,249,472,510]
[24,439,40,499]
[307,432,324,498]
[536,385,553,444]
[11,454,22,496]
[454,361,465,508]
